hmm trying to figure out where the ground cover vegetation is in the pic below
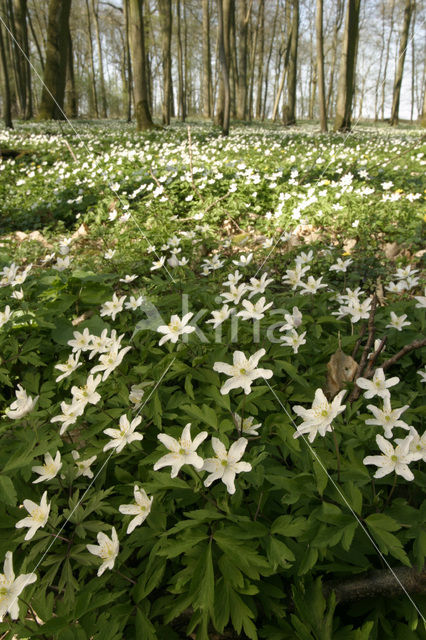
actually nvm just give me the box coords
[0,120,425,639]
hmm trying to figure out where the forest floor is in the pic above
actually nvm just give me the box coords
[0,120,425,640]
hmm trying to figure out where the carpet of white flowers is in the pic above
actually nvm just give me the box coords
[0,121,425,640]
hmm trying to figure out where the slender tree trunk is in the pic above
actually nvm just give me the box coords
[380,0,395,120]
[159,0,172,125]
[65,23,77,117]
[91,0,107,118]
[229,0,237,118]
[176,0,185,120]
[326,0,344,118]
[284,0,298,125]
[255,0,264,119]
[11,0,32,118]
[202,0,212,118]
[27,7,43,71]
[410,3,415,122]
[390,0,413,125]
[334,0,361,132]
[421,77,426,127]
[236,0,249,120]
[262,0,279,120]
[38,0,72,120]
[272,2,291,122]
[316,0,327,131]
[0,6,13,127]
[374,2,385,121]
[123,0,132,122]
[128,0,155,130]
[217,0,230,135]
[247,4,258,120]
[85,0,98,118]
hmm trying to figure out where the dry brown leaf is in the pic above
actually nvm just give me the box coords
[326,348,358,398]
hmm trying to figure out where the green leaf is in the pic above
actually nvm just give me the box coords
[0,476,17,506]
[267,536,295,569]
[271,515,308,537]
[191,541,214,614]
[135,609,157,639]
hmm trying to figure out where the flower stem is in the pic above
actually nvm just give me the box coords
[332,429,341,483]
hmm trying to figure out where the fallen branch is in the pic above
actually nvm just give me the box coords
[382,337,426,372]
[323,565,426,603]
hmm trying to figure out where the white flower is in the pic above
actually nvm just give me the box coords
[51,400,85,435]
[150,256,165,271]
[67,328,93,353]
[87,329,115,360]
[414,288,426,309]
[221,283,248,305]
[356,368,399,401]
[232,253,253,268]
[15,491,50,540]
[5,385,38,420]
[213,348,273,395]
[329,257,353,273]
[100,293,127,321]
[368,338,385,359]
[234,414,262,436]
[125,295,144,310]
[341,297,372,323]
[87,527,119,576]
[202,437,252,494]
[71,450,97,478]
[104,249,116,260]
[206,305,233,329]
[157,313,195,346]
[295,250,313,266]
[393,266,418,280]
[386,311,411,331]
[282,265,310,289]
[11,288,24,300]
[395,427,426,463]
[0,551,37,622]
[363,434,415,481]
[53,256,72,271]
[54,351,83,382]
[90,344,132,381]
[222,270,242,287]
[279,306,303,332]
[299,275,327,295]
[119,274,138,283]
[32,451,62,483]
[103,414,143,454]
[365,398,410,439]
[293,389,346,442]
[153,423,208,477]
[0,305,12,328]
[280,329,307,354]
[418,368,426,383]
[71,374,102,409]
[119,485,153,534]
[246,273,274,298]
[237,296,273,321]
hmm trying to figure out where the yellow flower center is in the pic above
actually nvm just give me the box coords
[391,455,398,462]
[240,368,247,375]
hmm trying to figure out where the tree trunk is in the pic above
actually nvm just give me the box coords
[316,0,327,131]
[176,0,186,120]
[202,0,212,118]
[128,0,155,130]
[27,7,44,71]
[262,0,279,120]
[85,0,98,118]
[123,0,132,122]
[326,0,344,118]
[11,0,32,119]
[38,0,72,120]
[283,0,298,126]
[380,0,395,120]
[217,0,230,135]
[255,0,264,119]
[421,78,426,127]
[0,6,13,127]
[389,0,413,126]
[159,0,172,125]
[65,22,77,118]
[91,0,107,118]
[236,0,248,120]
[334,0,361,132]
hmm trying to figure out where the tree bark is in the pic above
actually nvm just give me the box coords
[38,0,72,120]
[11,0,32,119]
[123,0,132,122]
[65,22,77,118]
[91,0,107,118]
[390,0,414,126]
[380,0,395,120]
[128,0,155,130]
[176,0,185,121]
[217,0,230,135]
[0,4,13,127]
[262,0,279,120]
[159,0,172,125]
[316,0,327,131]
[326,0,344,118]
[85,0,98,118]
[202,0,212,118]
[283,0,298,126]
[255,0,264,120]
[236,0,249,120]
[334,0,361,132]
